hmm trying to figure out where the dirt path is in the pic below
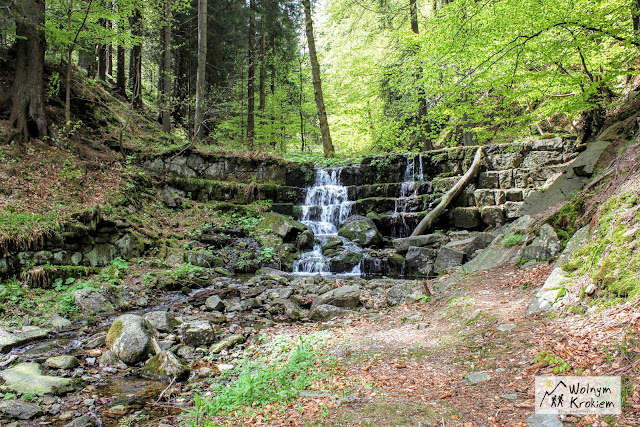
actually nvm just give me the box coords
[242,263,639,426]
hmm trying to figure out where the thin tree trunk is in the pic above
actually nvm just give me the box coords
[259,20,266,117]
[9,0,48,140]
[194,0,207,140]
[65,0,74,125]
[161,0,172,133]
[98,17,107,81]
[411,147,483,236]
[247,0,256,148]
[409,0,419,34]
[129,9,143,108]
[302,0,334,158]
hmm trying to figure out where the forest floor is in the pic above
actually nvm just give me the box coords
[184,263,639,427]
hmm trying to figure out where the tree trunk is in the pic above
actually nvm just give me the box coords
[411,147,483,236]
[409,0,419,34]
[129,9,143,109]
[78,43,94,76]
[634,0,640,34]
[194,0,207,140]
[98,17,107,81]
[302,0,334,158]
[161,0,172,133]
[259,20,266,116]
[9,0,48,141]
[65,0,74,125]
[116,45,126,96]
[247,0,256,148]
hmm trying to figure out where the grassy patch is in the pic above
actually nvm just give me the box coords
[502,233,523,247]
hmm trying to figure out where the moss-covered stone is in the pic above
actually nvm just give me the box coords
[0,363,73,396]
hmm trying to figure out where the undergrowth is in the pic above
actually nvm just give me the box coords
[563,192,640,299]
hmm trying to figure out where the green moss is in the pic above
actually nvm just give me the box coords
[106,319,123,348]
[546,197,585,250]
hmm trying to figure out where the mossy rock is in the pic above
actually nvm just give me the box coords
[259,212,307,243]
[0,363,73,396]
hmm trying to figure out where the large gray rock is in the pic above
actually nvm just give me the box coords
[444,232,494,258]
[209,334,245,354]
[404,247,436,277]
[143,351,189,381]
[329,251,363,273]
[181,320,216,347]
[523,224,561,260]
[73,288,114,314]
[311,285,361,310]
[338,215,383,248]
[204,295,225,312]
[480,206,505,227]
[84,243,118,267]
[162,186,185,208]
[106,314,156,365]
[386,283,413,306]
[184,250,224,268]
[283,300,305,321]
[143,311,178,333]
[0,326,50,353]
[434,247,466,274]
[296,230,315,251]
[260,212,306,242]
[0,363,73,396]
[308,304,351,321]
[392,234,447,253]
[0,400,42,420]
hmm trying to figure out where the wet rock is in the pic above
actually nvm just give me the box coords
[308,304,350,321]
[209,334,245,354]
[386,283,413,306]
[0,326,50,353]
[0,400,42,420]
[143,351,189,381]
[0,363,73,396]
[260,212,307,242]
[143,311,178,333]
[312,285,361,310]
[181,320,216,347]
[45,355,79,370]
[404,247,436,277]
[329,251,363,273]
[106,314,156,365]
[296,230,315,251]
[283,300,305,321]
[205,295,225,312]
[73,288,114,314]
[84,332,106,349]
[434,247,465,274]
[523,224,561,260]
[392,234,447,253]
[338,215,383,248]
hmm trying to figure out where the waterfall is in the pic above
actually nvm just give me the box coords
[392,154,424,238]
[293,168,360,275]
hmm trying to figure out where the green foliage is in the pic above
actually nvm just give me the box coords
[535,351,571,374]
[257,246,276,264]
[502,233,523,248]
[0,277,23,305]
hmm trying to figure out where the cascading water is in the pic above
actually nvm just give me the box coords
[392,154,425,238]
[293,168,360,275]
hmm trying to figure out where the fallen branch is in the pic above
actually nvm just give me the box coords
[411,146,483,236]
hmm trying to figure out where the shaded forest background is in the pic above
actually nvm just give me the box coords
[1,0,640,158]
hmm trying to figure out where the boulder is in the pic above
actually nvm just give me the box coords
[113,233,144,258]
[480,206,505,227]
[444,232,494,258]
[308,304,351,321]
[404,247,436,277]
[296,230,315,251]
[0,400,42,420]
[184,250,224,268]
[106,314,156,365]
[283,300,305,321]
[84,243,118,267]
[338,215,383,248]
[162,186,185,208]
[392,234,447,253]
[45,355,79,370]
[311,285,361,310]
[143,311,178,333]
[434,247,466,274]
[321,237,343,254]
[523,224,561,260]
[260,212,306,242]
[73,288,114,314]
[209,334,245,354]
[329,251,363,273]
[143,351,189,381]
[181,320,216,347]
[0,363,73,396]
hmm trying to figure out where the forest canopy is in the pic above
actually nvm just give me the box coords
[0,0,638,156]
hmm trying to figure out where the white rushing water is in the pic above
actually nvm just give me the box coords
[293,168,361,275]
[392,154,425,238]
